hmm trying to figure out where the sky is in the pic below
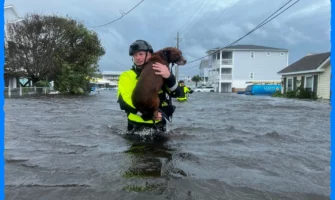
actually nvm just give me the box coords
[5,0,330,77]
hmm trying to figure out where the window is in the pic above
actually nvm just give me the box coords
[266,52,271,56]
[305,76,313,91]
[287,78,293,91]
[250,52,255,58]
[250,72,254,79]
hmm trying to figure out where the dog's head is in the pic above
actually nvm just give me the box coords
[160,47,187,65]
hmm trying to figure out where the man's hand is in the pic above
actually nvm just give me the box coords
[152,62,170,78]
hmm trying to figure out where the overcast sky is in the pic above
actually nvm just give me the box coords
[5,0,330,77]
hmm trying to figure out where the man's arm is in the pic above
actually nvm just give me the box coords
[187,87,194,94]
[164,73,181,97]
[152,62,181,97]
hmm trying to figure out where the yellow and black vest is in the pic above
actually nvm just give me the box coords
[117,68,175,124]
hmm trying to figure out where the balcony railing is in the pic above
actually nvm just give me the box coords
[221,74,232,80]
[211,60,220,69]
[208,74,233,81]
[221,59,232,65]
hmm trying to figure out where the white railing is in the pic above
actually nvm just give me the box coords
[4,86,57,98]
[211,60,220,69]
[221,74,232,80]
[221,59,233,65]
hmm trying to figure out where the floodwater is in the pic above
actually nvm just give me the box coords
[5,91,330,200]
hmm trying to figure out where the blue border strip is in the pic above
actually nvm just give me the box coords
[331,0,334,199]
[1,0,4,199]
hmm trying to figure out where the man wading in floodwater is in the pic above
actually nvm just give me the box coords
[117,40,181,138]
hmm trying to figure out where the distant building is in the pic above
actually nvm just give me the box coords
[202,44,289,92]
[4,5,23,89]
[101,71,123,81]
[199,59,210,84]
[278,52,331,99]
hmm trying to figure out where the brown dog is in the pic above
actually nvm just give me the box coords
[132,47,187,121]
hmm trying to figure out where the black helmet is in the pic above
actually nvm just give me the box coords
[178,80,184,84]
[129,40,154,56]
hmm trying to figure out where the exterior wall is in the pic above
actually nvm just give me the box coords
[282,73,323,97]
[281,75,303,93]
[5,77,17,88]
[317,62,331,99]
[233,50,288,82]
[199,59,210,84]
[200,68,210,81]
[207,49,288,92]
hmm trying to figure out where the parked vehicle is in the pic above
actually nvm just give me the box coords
[245,84,281,95]
[195,86,215,92]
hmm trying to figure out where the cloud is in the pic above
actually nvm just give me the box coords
[284,0,330,20]
[5,0,330,75]
[280,27,314,45]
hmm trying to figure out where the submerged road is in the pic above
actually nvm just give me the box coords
[5,91,330,200]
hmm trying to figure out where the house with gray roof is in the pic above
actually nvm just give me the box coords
[201,44,289,92]
[277,52,331,99]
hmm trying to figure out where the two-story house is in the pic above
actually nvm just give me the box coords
[201,44,289,92]
[199,58,210,84]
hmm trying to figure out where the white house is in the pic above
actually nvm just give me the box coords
[277,52,331,99]
[5,5,23,40]
[101,71,122,81]
[178,74,191,82]
[4,5,23,89]
[199,58,210,84]
[200,44,289,93]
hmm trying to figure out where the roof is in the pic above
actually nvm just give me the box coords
[101,71,123,75]
[278,52,330,74]
[206,44,288,53]
[4,5,22,22]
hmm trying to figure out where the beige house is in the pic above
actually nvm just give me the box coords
[277,52,331,99]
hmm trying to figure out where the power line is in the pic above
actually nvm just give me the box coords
[210,0,237,26]
[184,0,300,65]
[184,64,201,69]
[182,0,221,38]
[90,0,144,28]
[180,0,212,34]
[178,0,208,33]
[111,58,128,68]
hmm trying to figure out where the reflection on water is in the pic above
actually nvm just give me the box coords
[123,140,174,178]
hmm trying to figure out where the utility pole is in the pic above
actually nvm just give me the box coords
[174,32,180,82]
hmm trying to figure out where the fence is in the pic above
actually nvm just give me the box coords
[4,87,56,98]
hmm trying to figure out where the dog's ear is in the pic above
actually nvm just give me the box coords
[162,50,169,56]
[161,50,170,62]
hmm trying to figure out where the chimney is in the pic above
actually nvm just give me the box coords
[306,53,314,56]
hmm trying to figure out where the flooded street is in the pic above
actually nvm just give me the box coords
[5,91,330,200]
